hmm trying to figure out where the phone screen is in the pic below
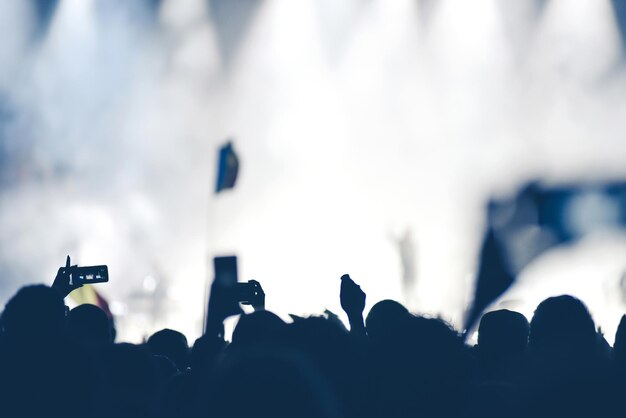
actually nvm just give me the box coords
[213,256,238,287]
[74,265,109,284]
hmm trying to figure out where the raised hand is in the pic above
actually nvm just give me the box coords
[340,274,366,338]
[340,274,366,317]
[247,280,265,311]
[52,255,82,298]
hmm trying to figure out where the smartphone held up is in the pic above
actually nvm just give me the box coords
[73,265,109,284]
[211,255,265,308]
[52,256,109,298]
[63,259,108,286]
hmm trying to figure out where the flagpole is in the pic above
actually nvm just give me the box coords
[202,148,218,335]
[202,140,239,335]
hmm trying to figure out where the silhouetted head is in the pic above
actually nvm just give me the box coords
[277,317,361,374]
[231,310,285,348]
[209,348,340,418]
[0,289,104,418]
[147,328,189,371]
[106,343,158,418]
[365,299,410,343]
[373,315,471,418]
[478,309,529,356]
[277,316,361,374]
[1,285,65,345]
[525,297,610,418]
[529,295,596,353]
[276,316,368,418]
[67,304,113,348]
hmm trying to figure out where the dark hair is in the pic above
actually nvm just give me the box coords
[478,309,529,355]
[147,328,189,370]
[529,295,596,351]
[365,299,410,342]
[231,310,285,348]
[67,304,113,347]
[2,285,65,343]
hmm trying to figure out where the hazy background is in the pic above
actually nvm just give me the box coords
[1,0,626,342]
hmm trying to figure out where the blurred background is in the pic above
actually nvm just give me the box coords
[1,0,626,343]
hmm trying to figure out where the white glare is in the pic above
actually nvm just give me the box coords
[0,0,626,344]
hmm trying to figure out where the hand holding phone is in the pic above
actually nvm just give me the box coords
[207,256,244,330]
[52,256,81,298]
[52,256,109,298]
[237,280,265,311]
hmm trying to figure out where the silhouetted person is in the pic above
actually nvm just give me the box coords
[0,285,103,418]
[9,251,626,418]
[231,310,286,348]
[1,284,65,346]
[522,295,611,418]
[371,315,471,418]
[147,328,189,371]
[276,316,369,418]
[365,299,409,343]
[208,348,341,418]
[67,303,113,350]
[529,295,597,353]
[478,309,529,354]
[476,309,528,381]
[105,343,158,418]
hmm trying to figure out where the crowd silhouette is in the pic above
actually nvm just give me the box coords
[0,260,625,418]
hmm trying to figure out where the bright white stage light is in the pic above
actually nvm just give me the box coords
[1,0,626,345]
